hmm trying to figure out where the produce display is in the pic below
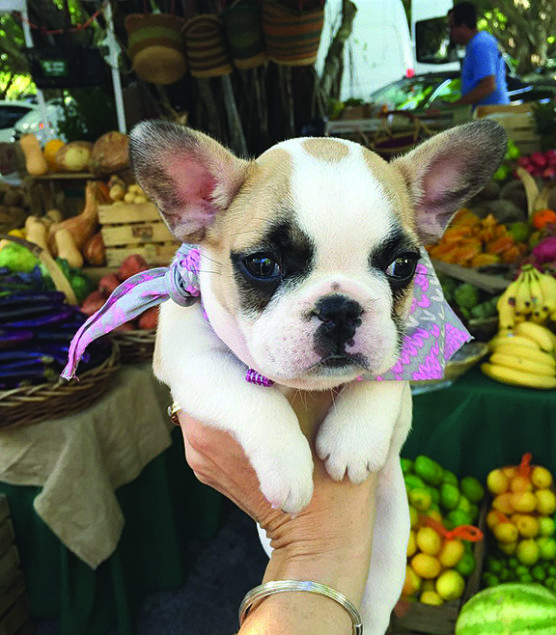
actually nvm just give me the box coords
[401,455,484,606]
[81,254,158,331]
[482,454,556,590]
[0,269,108,389]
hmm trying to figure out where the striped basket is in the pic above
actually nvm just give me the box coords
[125,13,187,85]
[222,0,267,70]
[262,1,324,66]
[182,15,233,78]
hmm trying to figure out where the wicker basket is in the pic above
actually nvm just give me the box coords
[182,15,233,78]
[370,111,435,161]
[0,341,120,431]
[113,329,156,365]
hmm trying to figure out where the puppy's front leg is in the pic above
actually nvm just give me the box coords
[316,380,406,482]
[155,302,314,513]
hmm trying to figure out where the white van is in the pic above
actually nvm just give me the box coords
[316,0,414,101]
[411,0,460,75]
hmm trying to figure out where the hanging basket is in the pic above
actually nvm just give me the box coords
[125,13,187,85]
[262,1,324,67]
[222,0,267,70]
[182,15,234,78]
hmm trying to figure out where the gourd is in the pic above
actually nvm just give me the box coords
[19,134,49,176]
[455,583,556,635]
[55,141,93,172]
[48,181,99,253]
[82,232,106,266]
[44,139,65,171]
[25,217,51,254]
[54,228,84,268]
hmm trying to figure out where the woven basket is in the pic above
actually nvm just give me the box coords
[182,15,233,78]
[222,0,267,70]
[0,341,120,431]
[125,13,187,85]
[262,1,324,66]
[113,329,156,365]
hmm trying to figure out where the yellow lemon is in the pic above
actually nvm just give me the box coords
[502,466,517,479]
[409,505,419,529]
[407,530,417,557]
[493,521,519,544]
[516,538,540,566]
[411,553,442,579]
[416,527,442,556]
[487,469,509,495]
[536,489,556,516]
[402,565,421,597]
[486,510,502,530]
[421,579,435,593]
[531,466,553,490]
[498,541,517,555]
[510,475,533,492]
[492,493,515,515]
[436,570,466,601]
[510,490,537,513]
[426,508,443,524]
[511,514,539,538]
[420,590,444,605]
[438,539,465,568]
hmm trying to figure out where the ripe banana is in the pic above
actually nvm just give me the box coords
[490,334,541,351]
[491,343,556,368]
[515,321,555,353]
[528,270,548,324]
[496,279,520,329]
[514,270,533,317]
[481,362,556,389]
[489,352,556,377]
[535,269,556,314]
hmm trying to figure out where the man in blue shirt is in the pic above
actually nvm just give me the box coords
[448,2,509,107]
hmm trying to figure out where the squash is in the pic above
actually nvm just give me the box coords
[48,181,99,253]
[55,228,84,268]
[45,208,64,223]
[89,131,130,175]
[55,141,93,172]
[25,217,51,255]
[83,232,106,266]
[44,139,65,171]
[19,134,48,176]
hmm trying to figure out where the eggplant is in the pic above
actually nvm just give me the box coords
[0,348,69,366]
[0,291,66,308]
[3,307,75,329]
[0,366,58,384]
[0,329,34,350]
[2,357,55,370]
[0,303,66,324]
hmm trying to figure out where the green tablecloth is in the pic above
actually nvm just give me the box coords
[0,427,222,635]
[405,366,556,481]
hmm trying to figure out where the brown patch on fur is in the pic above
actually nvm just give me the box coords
[302,138,349,162]
[203,148,294,315]
[362,148,417,235]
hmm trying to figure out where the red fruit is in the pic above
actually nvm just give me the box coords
[542,167,556,180]
[138,307,159,330]
[117,254,149,280]
[531,151,548,167]
[81,290,106,316]
[517,156,532,168]
[98,273,121,296]
[545,149,556,166]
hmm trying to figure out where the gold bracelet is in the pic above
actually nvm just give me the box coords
[238,580,363,634]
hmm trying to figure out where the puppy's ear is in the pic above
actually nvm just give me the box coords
[392,120,506,243]
[129,121,250,243]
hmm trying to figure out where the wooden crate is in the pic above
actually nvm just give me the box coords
[387,503,486,635]
[0,496,36,635]
[474,103,541,155]
[99,202,179,267]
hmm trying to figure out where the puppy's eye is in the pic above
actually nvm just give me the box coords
[385,253,419,280]
[244,254,280,279]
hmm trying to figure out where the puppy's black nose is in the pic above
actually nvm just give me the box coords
[313,294,363,355]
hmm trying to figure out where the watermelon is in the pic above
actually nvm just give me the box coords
[455,583,556,634]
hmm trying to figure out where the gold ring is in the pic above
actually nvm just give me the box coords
[168,401,182,426]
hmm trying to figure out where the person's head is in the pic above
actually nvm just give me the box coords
[448,2,478,45]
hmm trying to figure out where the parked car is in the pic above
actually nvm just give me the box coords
[0,101,38,143]
[13,99,68,144]
[368,71,556,113]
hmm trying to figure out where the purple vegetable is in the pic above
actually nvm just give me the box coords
[0,291,66,307]
[532,237,556,264]
[0,303,64,324]
[2,307,75,329]
[0,329,34,349]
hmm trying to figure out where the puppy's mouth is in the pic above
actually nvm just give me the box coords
[307,352,368,374]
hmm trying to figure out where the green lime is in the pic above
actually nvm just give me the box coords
[457,495,472,515]
[546,577,556,591]
[532,565,546,581]
[519,573,534,583]
[430,488,440,505]
[482,572,499,587]
[486,556,502,574]
[507,557,519,570]
[409,488,432,512]
[508,221,531,244]
[440,483,460,511]
[400,457,414,475]
[548,565,556,577]
[460,476,485,503]
[446,509,472,529]
[414,455,444,486]
[442,470,459,487]
[515,565,528,577]
[404,474,426,491]
[455,552,476,577]
[499,568,511,581]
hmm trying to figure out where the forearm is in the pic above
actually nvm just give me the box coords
[239,473,378,634]
[453,75,496,105]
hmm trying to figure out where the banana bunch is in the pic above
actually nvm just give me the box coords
[482,322,556,389]
[496,265,556,330]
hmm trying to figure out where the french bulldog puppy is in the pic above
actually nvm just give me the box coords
[129,120,505,634]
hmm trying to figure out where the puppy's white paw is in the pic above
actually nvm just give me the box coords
[316,413,391,483]
[251,438,314,514]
